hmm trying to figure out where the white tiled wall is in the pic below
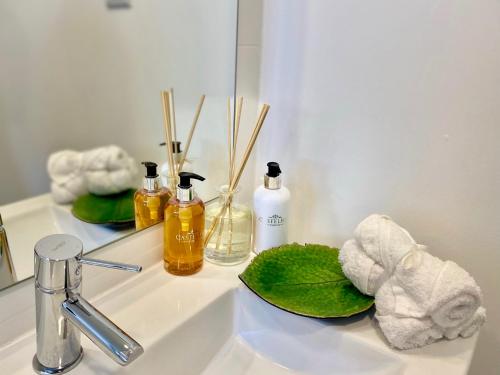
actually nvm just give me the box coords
[240,1,500,373]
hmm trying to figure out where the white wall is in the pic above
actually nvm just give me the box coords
[255,1,500,373]
[234,0,263,204]
[0,0,237,204]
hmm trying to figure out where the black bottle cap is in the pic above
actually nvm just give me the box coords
[172,141,182,153]
[141,161,158,178]
[159,141,182,153]
[178,172,205,189]
[266,162,281,177]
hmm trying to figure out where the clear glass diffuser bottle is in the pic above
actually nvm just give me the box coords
[205,185,253,265]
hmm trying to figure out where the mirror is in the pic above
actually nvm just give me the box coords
[0,0,238,289]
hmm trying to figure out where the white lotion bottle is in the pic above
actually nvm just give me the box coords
[253,162,290,254]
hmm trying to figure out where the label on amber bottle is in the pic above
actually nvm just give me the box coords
[175,230,203,243]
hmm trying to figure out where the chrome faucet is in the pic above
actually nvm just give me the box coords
[33,234,144,374]
[0,213,15,289]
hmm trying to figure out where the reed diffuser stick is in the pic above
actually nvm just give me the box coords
[215,208,225,250]
[231,96,243,177]
[161,91,176,190]
[170,88,178,143]
[230,104,270,190]
[216,97,233,251]
[227,97,233,182]
[169,90,179,177]
[204,103,270,247]
[227,203,233,254]
[205,199,230,248]
[226,97,242,255]
[178,94,205,172]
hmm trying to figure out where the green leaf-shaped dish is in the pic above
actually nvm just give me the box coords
[239,243,374,318]
[72,189,135,225]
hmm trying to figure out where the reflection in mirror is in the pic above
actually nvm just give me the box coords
[0,0,238,289]
[0,213,15,289]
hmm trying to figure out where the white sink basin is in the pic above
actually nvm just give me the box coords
[131,287,403,375]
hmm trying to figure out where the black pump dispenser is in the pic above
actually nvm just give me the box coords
[266,162,281,177]
[178,172,205,188]
[142,161,158,178]
[141,161,160,191]
[264,161,282,189]
[177,172,205,201]
[159,141,182,154]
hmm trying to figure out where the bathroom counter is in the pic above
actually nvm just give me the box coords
[0,225,479,374]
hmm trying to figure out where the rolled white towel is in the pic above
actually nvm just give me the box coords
[374,275,420,318]
[47,150,83,184]
[374,275,441,349]
[339,239,385,296]
[81,145,132,172]
[47,145,137,203]
[342,214,486,350]
[376,314,444,350]
[376,303,486,349]
[427,260,482,328]
[47,151,87,204]
[374,252,484,348]
[354,214,417,273]
[82,145,138,195]
[444,306,486,339]
[50,176,88,204]
[389,249,444,318]
[85,161,137,195]
[388,249,482,327]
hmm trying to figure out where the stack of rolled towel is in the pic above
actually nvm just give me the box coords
[48,145,138,204]
[339,214,486,349]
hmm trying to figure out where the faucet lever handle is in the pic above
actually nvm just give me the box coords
[78,257,142,273]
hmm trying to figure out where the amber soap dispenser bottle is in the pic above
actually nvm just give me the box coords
[134,161,172,230]
[164,172,205,275]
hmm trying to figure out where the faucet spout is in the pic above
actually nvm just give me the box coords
[62,295,144,365]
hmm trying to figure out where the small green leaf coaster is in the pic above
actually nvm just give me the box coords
[72,189,135,225]
[239,243,374,318]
